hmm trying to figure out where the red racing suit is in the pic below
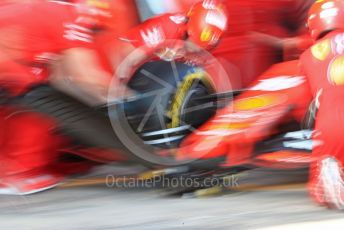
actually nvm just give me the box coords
[0,1,94,96]
[300,30,344,166]
[0,1,95,179]
[158,0,314,88]
[117,13,188,64]
[123,13,187,49]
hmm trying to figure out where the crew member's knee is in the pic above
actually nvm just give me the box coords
[1,110,59,174]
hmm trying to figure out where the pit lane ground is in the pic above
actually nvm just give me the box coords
[0,166,343,230]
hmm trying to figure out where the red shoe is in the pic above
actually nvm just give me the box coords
[309,157,344,210]
[0,169,64,195]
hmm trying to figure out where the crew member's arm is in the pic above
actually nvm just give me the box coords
[111,13,188,82]
[50,47,112,106]
[112,42,151,82]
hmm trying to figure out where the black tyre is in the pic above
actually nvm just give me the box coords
[108,60,219,167]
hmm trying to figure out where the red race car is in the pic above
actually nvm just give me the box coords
[177,60,315,170]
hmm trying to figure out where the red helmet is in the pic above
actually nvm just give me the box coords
[187,0,228,49]
[308,0,344,40]
[73,0,116,29]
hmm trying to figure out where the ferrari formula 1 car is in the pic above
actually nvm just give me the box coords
[107,59,316,170]
[102,59,317,197]
[117,59,316,195]
[120,59,316,172]
[16,57,314,173]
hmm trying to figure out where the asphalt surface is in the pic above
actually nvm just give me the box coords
[0,166,343,230]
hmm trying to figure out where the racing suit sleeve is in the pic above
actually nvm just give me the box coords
[111,13,188,82]
[48,5,112,106]
[283,34,313,61]
[51,48,112,106]
[120,13,188,49]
